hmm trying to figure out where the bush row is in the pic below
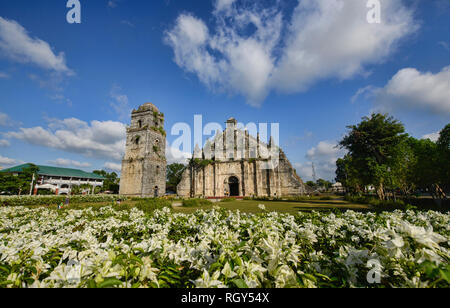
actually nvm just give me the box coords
[0,195,127,207]
[182,198,213,207]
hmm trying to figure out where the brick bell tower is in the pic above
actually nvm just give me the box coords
[120,103,167,197]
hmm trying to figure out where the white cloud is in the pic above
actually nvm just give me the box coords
[0,17,73,74]
[0,139,10,147]
[0,112,12,126]
[368,66,450,115]
[295,141,346,182]
[0,71,9,79]
[6,118,127,161]
[0,155,17,166]
[439,41,450,51]
[48,158,91,168]
[108,1,118,8]
[215,0,237,12]
[103,162,122,172]
[165,0,417,106]
[166,145,191,165]
[109,85,132,121]
[422,132,440,142]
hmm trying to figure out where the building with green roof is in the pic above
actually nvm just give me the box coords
[1,164,106,195]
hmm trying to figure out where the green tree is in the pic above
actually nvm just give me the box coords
[335,155,363,194]
[305,181,316,188]
[339,114,408,200]
[166,163,186,193]
[316,179,332,191]
[436,124,450,196]
[408,124,449,202]
[0,164,39,195]
[93,170,120,194]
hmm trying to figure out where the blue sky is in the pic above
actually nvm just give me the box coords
[0,0,449,182]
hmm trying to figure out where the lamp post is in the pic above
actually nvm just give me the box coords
[29,173,35,196]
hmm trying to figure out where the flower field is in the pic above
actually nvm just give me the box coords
[0,204,449,288]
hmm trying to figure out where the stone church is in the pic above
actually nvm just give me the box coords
[120,104,307,198]
[120,103,167,197]
[177,118,307,198]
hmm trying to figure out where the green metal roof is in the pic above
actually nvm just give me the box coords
[0,164,106,180]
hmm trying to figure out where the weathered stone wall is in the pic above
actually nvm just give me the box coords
[177,158,306,198]
[120,103,167,197]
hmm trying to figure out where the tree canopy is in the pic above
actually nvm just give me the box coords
[337,114,449,201]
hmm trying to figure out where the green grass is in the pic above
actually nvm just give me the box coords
[23,197,370,215]
[172,199,370,214]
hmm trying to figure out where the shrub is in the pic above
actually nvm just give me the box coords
[0,195,128,207]
[182,199,213,207]
[220,198,235,203]
[134,198,172,214]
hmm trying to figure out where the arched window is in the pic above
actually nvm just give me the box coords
[135,136,141,145]
[138,120,142,128]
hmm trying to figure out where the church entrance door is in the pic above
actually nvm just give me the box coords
[229,176,240,197]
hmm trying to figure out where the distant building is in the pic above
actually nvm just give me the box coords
[0,164,105,195]
[332,182,345,193]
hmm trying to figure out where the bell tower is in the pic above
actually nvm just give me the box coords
[120,103,166,197]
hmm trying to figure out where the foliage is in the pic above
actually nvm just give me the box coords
[189,159,214,169]
[0,206,448,288]
[151,126,167,137]
[306,181,315,188]
[182,198,213,207]
[338,115,449,202]
[339,113,408,200]
[166,163,186,193]
[0,165,39,196]
[0,195,127,207]
[93,170,120,194]
[134,199,172,215]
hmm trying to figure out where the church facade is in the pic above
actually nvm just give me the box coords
[177,118,307,198]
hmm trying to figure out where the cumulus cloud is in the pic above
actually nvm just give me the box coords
[295,141,346,182]
[165,0,417,106]
[0,139,10,147]
[103,162,122,172]
[422,132,440,142]
[0,17,73,74]
[109,85,132,121]
[377,66,450,115]
[48,158,91,168]
[0,155,18,166]
[0,112,12,126]
[6,118,126,161]
[166,145,192,165]
[360,66,450,115]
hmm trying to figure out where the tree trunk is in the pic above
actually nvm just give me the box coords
[376,183,385,200]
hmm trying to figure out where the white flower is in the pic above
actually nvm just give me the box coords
[221,262,237,279]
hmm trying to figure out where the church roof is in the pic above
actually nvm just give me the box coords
[0,164,105,180]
